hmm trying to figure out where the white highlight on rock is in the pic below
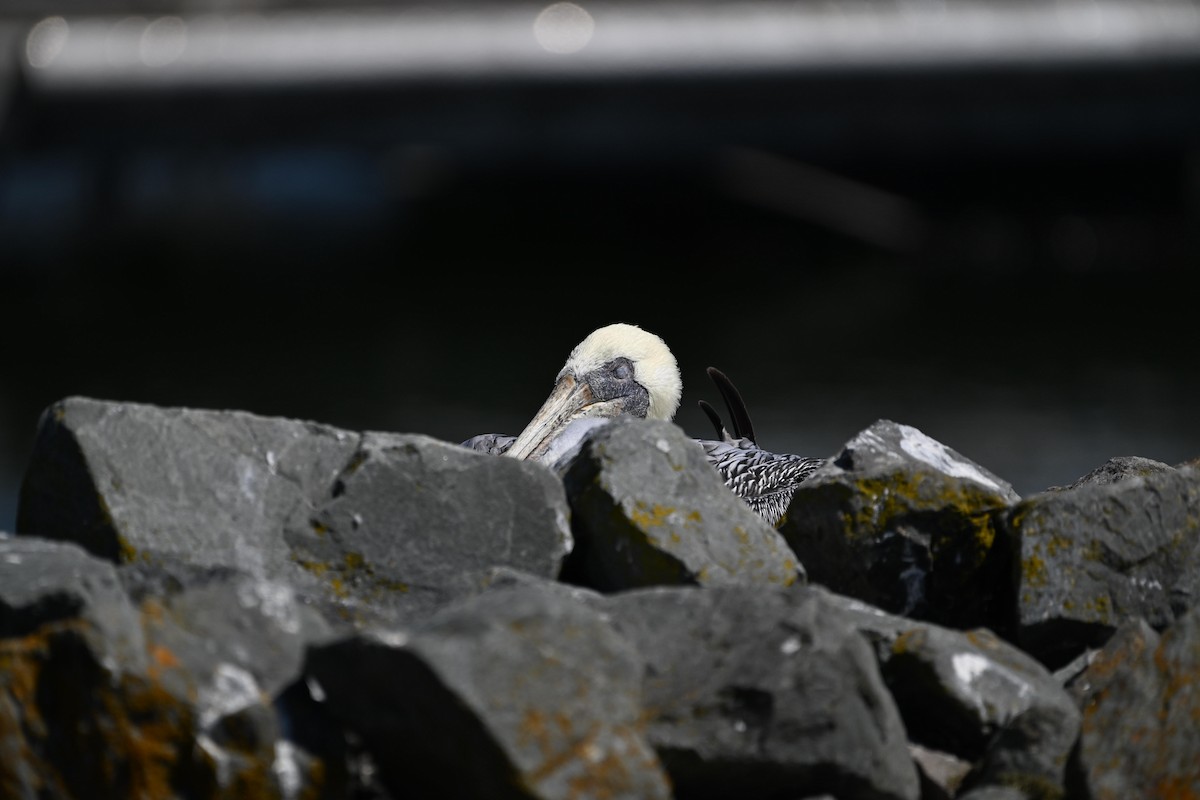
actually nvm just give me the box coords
[952,651,1034,718]
[3,554,22,565]
[198,662,262,729]
[1129,576,1163,593]
[197,733,233,786]
[371,629,410,648]
[533,2,595,53]
[952,652,990,686]
[273,740,303,800]
[237,579,302,634]
[305,676,327,702]
[655,438,671,453]
[779,636,802,655]
[897,424,1002,491]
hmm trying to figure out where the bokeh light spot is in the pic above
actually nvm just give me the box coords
[26,16,69,69]
[533,2,594,54]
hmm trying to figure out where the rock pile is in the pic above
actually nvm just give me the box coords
[4,396,1199,799]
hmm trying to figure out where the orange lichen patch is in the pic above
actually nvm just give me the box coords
[0,631,50,736]
[1154,642,1200,724]
[139,599,167,623]
[1,621,206,800]
[149,644,181,673]
[1150,777,1200,800]
[629,503,676,530]
[522,719,660,798]
[296,559,329,578]
[517,708,556,759]
[102,672,199,799]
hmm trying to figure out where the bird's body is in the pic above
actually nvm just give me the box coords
[463,323,824,527]
[695,366,825,526]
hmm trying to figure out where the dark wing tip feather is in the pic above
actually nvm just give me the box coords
[697,400,727,440]
[706,366,757,444]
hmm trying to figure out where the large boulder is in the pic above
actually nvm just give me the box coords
[1003,465,1200,668]
[17,397,573,628]
[1070,607,1200,798]
[780,420,1020,631]
[598,584,920,800]
[306,585,671,800]
[560,418,804,591]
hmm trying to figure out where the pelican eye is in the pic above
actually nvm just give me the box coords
[614,363,632,380]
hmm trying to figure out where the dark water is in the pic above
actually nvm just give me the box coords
[4,50,1200,527]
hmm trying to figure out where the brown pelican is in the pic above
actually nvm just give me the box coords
[462,323,824,526]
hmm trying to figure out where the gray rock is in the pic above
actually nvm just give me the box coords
[0,537,332,798]
[306,585,671,800]
[16,397,574,630]
[1072,605,1200,798]
[0,534,145,672]
[1005,465,1200,668]
[810,586,1080,799]
[780,420,1019,630]
[560,418,804,591]
[1045,455,1175,492]
[599,584,920,800]
[908,743,972,800]
[296,430,573,625]
[139,570,333,705]
[134,569,340,797]
[1062,617,1158,707]
[884,625,1080,798]
[17,397,359,574]
[956,788,1032,800]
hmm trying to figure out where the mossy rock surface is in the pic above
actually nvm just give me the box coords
[780,419,1019,630]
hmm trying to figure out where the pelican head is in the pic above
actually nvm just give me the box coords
[505,323,682,462]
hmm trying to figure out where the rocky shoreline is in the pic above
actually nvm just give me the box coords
[3,395,1198,798]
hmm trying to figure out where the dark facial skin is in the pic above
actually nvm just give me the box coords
[585,357,650,419]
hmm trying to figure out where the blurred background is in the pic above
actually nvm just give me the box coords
[3,0,1200,530]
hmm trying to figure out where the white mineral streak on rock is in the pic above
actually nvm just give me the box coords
[237,579,301,634]
[198,662,262,729]
[897,424,1002,492]
[952,651,1034,720]
[236,454,267,501]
